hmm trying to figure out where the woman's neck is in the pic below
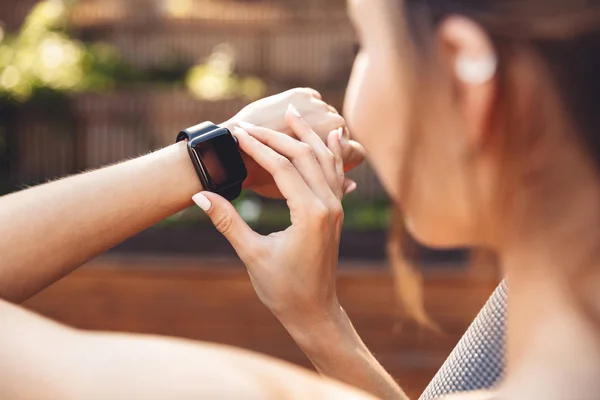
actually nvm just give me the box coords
[498,158,600,398]
[501,253,600,398]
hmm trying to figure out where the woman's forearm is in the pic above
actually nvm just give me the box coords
[0,141,201,302]
[283,306,409,400]
[0,299,376,400]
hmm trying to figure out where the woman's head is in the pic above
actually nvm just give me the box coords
[344,0,600,250]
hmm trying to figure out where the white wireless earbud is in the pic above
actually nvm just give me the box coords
[455,52,498,84]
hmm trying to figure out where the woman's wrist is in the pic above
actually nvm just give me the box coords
[279,301,353,355]
[220,119,238,132]
[162,141,204,197]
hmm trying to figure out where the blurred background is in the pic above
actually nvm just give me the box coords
[0,1,500,397]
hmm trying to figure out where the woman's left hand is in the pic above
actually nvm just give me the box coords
[222,88,364,198]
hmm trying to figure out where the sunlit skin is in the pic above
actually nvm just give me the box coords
[344,0,497,249]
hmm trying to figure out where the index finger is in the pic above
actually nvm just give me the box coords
[233,128,314,207]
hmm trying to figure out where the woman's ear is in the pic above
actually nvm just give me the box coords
[438,16,497,151]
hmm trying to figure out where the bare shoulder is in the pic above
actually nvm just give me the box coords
[439,390,499,400]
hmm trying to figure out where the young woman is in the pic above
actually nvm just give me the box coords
[194,0,600,398]
[3,0,599,398]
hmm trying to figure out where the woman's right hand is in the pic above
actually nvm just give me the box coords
[193,108,406,400]
[192,106,346,323]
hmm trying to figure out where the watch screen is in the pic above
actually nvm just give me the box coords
[192,129,247,191]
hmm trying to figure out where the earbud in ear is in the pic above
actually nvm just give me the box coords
[455,52,497,84]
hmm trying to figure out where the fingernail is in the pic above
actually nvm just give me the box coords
[288,103,302,118]
[192,192,211,211]
[345,182,358,195]
[343,127,351,140]
[337,127,344,141]
[237,121,255,130]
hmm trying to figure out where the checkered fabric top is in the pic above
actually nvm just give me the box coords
[419,280,508,400]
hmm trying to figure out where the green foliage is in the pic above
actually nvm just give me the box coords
[79,43,133,90]
[0,0,128,102]
[0,1,267,103]
[157,195,390,231]
[1,1,77,100]
[186,43,267,101]
[343,199,390,230]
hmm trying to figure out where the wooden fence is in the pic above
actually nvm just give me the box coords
[77,13,357,86]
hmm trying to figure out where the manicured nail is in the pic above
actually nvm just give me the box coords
[343,127,351,140]
[237,121,255,130]
[192,192,211,211]
[345,181,358,195]
[288,103,302,118]
[337,127,344,141]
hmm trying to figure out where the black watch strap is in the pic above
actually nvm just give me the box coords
[176,121,218,142]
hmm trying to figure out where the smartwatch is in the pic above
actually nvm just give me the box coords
[177,122,247,201]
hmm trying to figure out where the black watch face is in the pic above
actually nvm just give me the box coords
[190,128,247,192]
